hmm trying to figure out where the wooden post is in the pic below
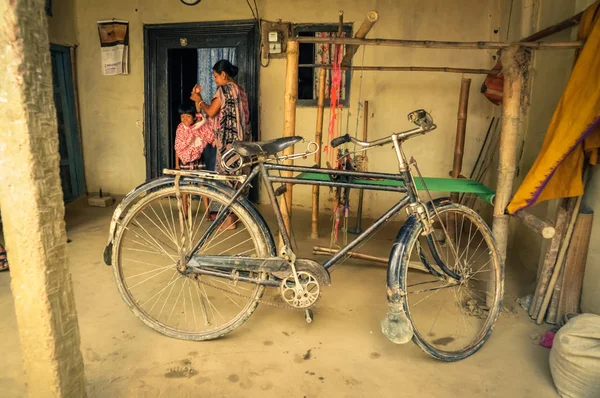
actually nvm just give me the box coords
[492,44,524,261]
[279,40,299,246]
[0,0,87,396]
[311,68,327,238]
[452,78,471,179]
[341,10,379,66]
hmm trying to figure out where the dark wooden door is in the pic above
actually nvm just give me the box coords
[144,21,259,182]
[50,44,85,202]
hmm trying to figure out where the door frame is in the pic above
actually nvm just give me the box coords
[50,43,86,201]
[144,20,260,181]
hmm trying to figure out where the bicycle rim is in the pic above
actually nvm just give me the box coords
[113,184,271,340]
[401,204,503,361]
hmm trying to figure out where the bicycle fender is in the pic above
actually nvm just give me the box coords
[103,176,275,265]
[381,197,451,344]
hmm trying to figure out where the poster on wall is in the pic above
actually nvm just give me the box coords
[97,20,129,75]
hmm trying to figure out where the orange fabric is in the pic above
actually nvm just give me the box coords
[507,1,600,214]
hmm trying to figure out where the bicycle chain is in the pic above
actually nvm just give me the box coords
[192,274,309,311]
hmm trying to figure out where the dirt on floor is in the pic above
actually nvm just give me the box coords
[0,199,558,397]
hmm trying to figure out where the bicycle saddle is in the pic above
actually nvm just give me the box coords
[233,136,304,157]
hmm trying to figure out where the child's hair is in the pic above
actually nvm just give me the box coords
[178,101,196,116]
[213,60,238,78]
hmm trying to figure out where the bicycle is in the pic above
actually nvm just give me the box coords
[103,109,503,362]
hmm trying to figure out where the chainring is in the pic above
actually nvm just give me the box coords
[280,271,321,309]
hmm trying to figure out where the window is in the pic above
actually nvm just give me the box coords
[294,24,352,107]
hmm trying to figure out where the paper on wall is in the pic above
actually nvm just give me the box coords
[97,20,129,75]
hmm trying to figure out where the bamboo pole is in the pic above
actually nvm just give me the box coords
[537,195,583,324]
[295,36,583,50]
[311,68,327,239]
[279,40,299,246]
[520,11,583,42]
[348,100,368,234]
[312,246,428,272]
[299,64,496,74]
[492,44,524,261]
[514,210,556,239]
[452,78,471,179]
[341,10,379,66]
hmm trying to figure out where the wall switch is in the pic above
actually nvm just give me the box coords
[269,42,282,54]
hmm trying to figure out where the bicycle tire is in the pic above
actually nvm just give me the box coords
[112,183,274,341]
[399,203,504,361]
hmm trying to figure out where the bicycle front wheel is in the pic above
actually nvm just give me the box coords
[112,183,273,341]
[400,203,503,361]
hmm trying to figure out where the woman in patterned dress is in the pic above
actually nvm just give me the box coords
[190,60,250,174]
[190,60,251,229]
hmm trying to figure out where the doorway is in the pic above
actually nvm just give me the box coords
[50,44,86,202]
[144,20,260,199]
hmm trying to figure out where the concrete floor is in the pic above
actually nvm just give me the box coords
[0,198,558,397]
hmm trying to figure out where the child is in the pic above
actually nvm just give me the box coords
[174,101,215,169]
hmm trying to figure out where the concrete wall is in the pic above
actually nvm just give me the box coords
[47,0,78,45]
[72,0,499,215]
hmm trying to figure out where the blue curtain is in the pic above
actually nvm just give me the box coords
[197,47,237,101]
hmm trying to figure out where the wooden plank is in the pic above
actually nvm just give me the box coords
[537,196,583,324]
[557,210,593,320]
[529,207,568,318]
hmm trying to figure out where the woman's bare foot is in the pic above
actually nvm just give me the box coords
[217,214,237,231]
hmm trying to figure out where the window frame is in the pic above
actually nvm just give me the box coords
[293,23,353,108]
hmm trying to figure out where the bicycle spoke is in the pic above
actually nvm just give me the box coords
[140,209,177,246]
[115,185,267,339]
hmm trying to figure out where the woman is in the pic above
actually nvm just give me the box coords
[190,60,251,229]
[190,60,251,174]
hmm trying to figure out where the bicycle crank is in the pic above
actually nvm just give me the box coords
[280,270,321,309]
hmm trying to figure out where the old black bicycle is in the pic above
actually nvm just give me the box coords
[104,109,503,362]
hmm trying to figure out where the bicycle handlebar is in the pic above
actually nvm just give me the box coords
[330,109,436,150]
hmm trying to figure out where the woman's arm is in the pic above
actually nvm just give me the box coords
[191,91,221,118]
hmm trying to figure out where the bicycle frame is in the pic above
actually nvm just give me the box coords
[189,133,424,273]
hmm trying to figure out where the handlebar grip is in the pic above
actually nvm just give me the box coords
[331,134,351,148]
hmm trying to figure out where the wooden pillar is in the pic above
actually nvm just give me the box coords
[452,78,471,179]
[279,40,299,245]
[492,44,524,261]
[0,1,87,397]
[311,68,327,238]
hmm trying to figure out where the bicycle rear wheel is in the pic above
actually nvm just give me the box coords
[400,203,503,361]
[112,183,274,340]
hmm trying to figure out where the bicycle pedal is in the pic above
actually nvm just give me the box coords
[304,309,314,324]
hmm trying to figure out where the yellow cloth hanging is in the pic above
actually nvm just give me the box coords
[508,1,600,214]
